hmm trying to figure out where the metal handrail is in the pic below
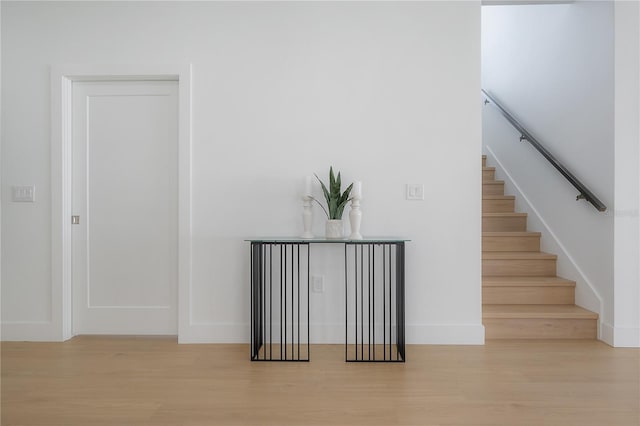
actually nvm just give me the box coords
[482,89,607,212]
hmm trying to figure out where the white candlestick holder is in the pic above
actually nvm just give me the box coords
[301,196,314,239]
[349,196,363,240]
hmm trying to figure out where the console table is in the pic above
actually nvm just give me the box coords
[248,238,408,363]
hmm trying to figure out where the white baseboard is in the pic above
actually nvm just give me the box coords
[1,321,63,341]
[600,322,640,347]
[178,323,250,343]
[600,322,615,346]
[407,324,485,345]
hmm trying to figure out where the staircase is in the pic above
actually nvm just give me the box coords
[482,155,598,339]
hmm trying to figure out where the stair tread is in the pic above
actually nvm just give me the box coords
[483,231,541,237]
[483,195,515,200]
[483,276,576,287]
[482,167,496,171]
[483,304,598,319]
[483,180,504,185]
[482,251,557,260]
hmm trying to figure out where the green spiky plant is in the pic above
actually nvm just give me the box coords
[313,166,353,220]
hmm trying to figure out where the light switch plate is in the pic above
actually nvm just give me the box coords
[406,184,424,200]
[12,185,36,202]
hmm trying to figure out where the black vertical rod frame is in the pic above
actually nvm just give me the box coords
[360,245,364,360]
[297,244,300,361]
[344,243,348,361]
[388,244,392,361]
[262,245,266,360]
[250,242,263,360]
[280,244,284,360]
[345,242,405,363]
[250,242,309,362]
[396,242,406,362]
[307,244,310,361]
[368,245,372,361]
[383,244,387,361]
[269,244,273,359]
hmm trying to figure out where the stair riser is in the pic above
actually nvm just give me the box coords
[482,259,556,276]
[482,216,527,232]
[483,235,540,251]
[483,287,575,304]
[483,318,597,339]
[482,169,496,181]
[482,199,515,213]
[482,156,487,167]
[483,183,504,196]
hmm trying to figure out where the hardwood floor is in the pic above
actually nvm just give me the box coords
[2,337,639,425]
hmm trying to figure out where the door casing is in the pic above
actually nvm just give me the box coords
[51,64,192,341]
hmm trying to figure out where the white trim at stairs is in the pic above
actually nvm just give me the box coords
[485,146,605,341]
[601,322,640,347]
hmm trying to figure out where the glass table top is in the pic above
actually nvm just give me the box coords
[245,237,410,243]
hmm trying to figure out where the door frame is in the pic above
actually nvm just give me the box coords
[51,64,192,341]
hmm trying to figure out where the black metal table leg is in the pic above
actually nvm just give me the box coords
[345,242,405,362]
[250,242,310,361]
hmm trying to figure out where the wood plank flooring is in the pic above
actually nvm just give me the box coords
[2,336,639,426]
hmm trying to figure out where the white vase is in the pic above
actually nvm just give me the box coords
[325,219,344,239]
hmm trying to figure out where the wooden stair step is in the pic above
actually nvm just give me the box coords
[483,231,540,251]
[482,155,487,167]
[483,304,598,319]
[482,195,515,213]
[483,252,557,260]
[483,276,575,305]
[483,276,576,287]
[482,213,527,232]
[482,167,496,181]
[482,180,504,196]
[482,251,557,276]
[483,304,598,339]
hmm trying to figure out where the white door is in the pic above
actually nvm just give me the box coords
[72,80,178,335]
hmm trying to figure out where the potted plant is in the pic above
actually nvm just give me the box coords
[313,166,353,239]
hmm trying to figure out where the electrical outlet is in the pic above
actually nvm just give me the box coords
[406,184,424,200]
[311,275,324,293]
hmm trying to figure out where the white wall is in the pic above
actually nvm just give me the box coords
[613,1,640,347]
[482,2,614,330]
[1,1,483,343]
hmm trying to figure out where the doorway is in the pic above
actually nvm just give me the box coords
[51,65,192,341]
